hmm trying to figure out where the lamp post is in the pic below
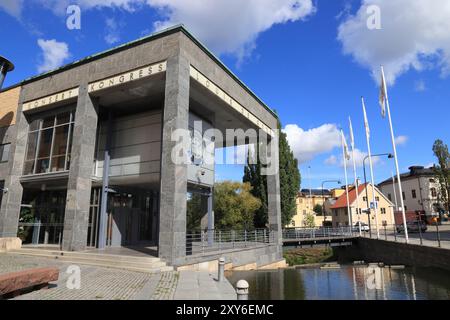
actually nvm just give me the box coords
[321,180,341,225]
[0,56,14,89]
[363,153,393,237]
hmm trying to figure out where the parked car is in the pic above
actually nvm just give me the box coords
[353,222,370,232]
[396,221,427,233]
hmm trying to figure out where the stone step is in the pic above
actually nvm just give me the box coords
[13,248,160,263]
[10,251,167,269]
[8,250,173,273]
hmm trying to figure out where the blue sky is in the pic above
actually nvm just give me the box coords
[1,0,449,190]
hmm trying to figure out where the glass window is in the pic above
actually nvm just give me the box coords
[42,116,55,129]
[412,189,417,199]
[23,109,75,175]
[0,143,10,162]
[29,119,41,131]
[53,125,69,157]
[57,112,71,125]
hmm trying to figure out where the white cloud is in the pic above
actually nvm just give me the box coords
[395,135,408,146]
[0,0,23,18]
[37,39,70,73]
[326,148,383,169]
[414,80,426,92]
[147,0,316,62]
[28,0,315,62]
[283,123,341,164]
[324,155,337,166]
[337,0,450,84]
[104,17,121,45]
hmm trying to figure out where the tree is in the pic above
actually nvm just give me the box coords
[243,119,301,228]
[213,181,261,230]
[304,213,315,228]
[313,204,323,215]
[279,127,301,226]
[243,147,268,228]
[186,193,204,232]
[432,139,450,214]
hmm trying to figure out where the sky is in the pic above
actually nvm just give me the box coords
[1,0,449,190]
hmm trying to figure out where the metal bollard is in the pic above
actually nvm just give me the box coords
[236,280,249,300]
[218,257,225,282]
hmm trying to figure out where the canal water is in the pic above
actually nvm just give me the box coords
[226,266,450,300]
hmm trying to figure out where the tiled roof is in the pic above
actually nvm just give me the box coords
[330,184,367,209]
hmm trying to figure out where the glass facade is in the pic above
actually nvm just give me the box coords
[24,110,75,175]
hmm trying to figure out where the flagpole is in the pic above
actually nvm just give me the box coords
[391,171,399,211]
[341,130,352,228]
[349,117,362,235]
[362,97,380,239]
[381,66,409,243]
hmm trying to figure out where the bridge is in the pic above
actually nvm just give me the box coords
[282,227,359,247]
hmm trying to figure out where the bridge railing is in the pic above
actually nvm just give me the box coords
[360,223,448,249]
[282,226,356,240]
[186,229,274,256]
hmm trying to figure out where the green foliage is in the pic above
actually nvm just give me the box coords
[214,181,261,230]
[313,204,323,215]
[243,117,301,228]
[304,213,316,228]
[279,128,301,227]
[186,193,204,232]
[432,139,450,213]
[243,148,268,228]
[283,248,334,266]
[17,208,34,242]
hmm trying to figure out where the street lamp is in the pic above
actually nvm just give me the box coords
[363,153,393,237]
[0,56,14,89]
[321,180,341,225]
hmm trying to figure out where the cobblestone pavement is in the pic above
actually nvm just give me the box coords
[151,271,179,300]
[1,254,237,300]
[0,254,170,300]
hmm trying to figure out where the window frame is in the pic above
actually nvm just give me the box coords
[0,143,11,163]
[24,109,75,176]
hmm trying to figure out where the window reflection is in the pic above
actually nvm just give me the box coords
[23,109,75,175]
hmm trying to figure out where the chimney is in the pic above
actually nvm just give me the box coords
[0,56,14,89]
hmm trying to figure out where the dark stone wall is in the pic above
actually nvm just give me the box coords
[333,238,450,272]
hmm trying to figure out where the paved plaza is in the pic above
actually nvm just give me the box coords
[0,254,236,300]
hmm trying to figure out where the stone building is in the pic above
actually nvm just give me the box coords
[0,26,282,267]
[378,166,443,220]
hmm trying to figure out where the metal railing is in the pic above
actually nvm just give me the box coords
[186,229,274,256]
[282,226,356,240]
[359,222,449,249]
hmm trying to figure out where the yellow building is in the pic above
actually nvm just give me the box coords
[330,183,395,229]
[289,189,333,228]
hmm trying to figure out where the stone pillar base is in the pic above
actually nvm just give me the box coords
[0,237,22,252]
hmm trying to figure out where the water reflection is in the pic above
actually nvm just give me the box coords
[226,266,450,300]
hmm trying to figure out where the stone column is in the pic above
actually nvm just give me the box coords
[265,132,283,254]
[0,92,28,238]
[158,54,190,265]
[62,84,98,251]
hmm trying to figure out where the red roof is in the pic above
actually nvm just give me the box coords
[330,184,367,209]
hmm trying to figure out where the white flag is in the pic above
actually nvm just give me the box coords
[341,130,350,161]
[362,97,370,140]
[379,67,387,118]
[348,117,355,149]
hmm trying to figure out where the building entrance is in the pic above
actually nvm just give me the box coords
[18,189,67,246]
[88,186,159,247]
